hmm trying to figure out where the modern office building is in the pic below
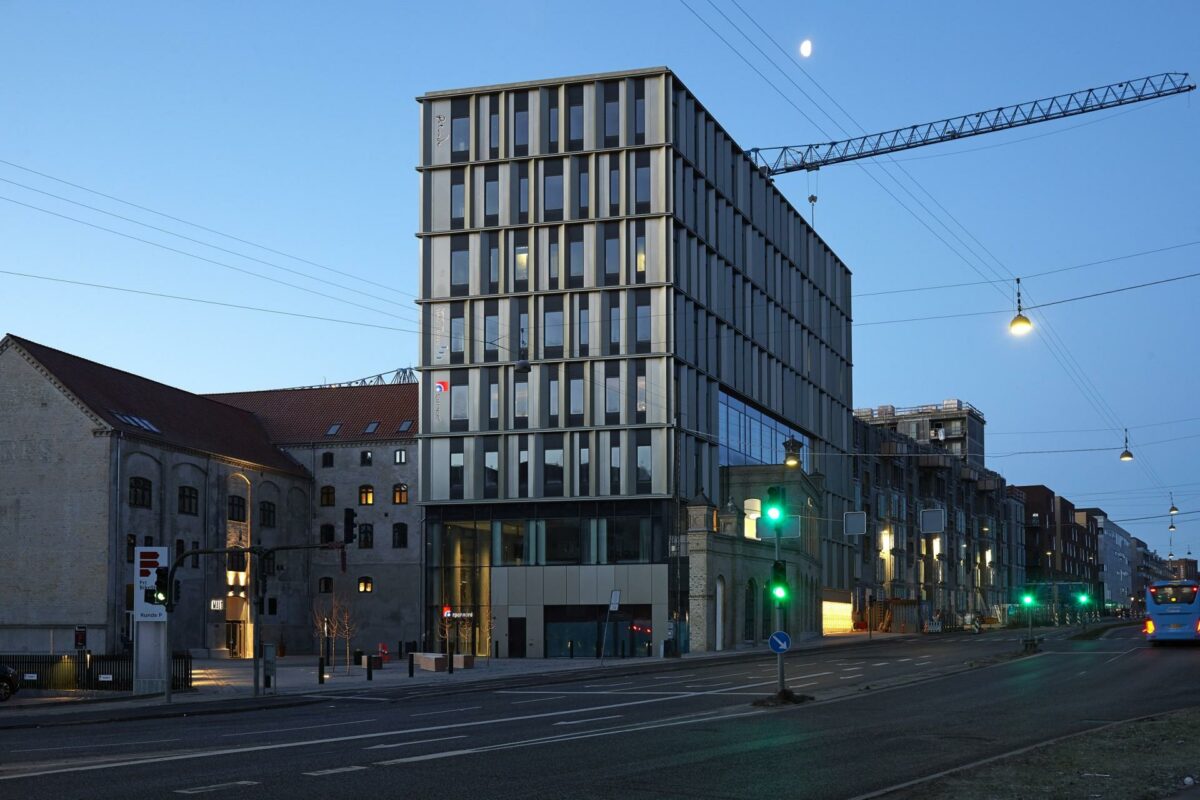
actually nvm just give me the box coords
[858,399,987,468]
[416,68,854,657]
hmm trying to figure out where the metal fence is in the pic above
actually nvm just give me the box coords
[1,652,192,691]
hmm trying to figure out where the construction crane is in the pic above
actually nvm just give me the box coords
[747,72,1194,177]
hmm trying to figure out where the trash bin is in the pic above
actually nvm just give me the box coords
[353,649,364,666]
[368,655,383,670]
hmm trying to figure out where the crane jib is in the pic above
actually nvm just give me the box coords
[749,72,1195,176]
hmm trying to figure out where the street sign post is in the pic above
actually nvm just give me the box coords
[844,511,867,536]
[768,631,791,654]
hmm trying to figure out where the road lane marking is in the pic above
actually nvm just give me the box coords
[175,782,259,794]
[684,681,733,688]
[792,671,833,680]
[14,738,180,753]
[303,766,368,776]
[652,673,693,680]
[301,694,389,702]
[872,663,889,667]
[841,667,862,672]
[509,695,568,704]
[375,750,474,765]
[222,720,375,737]
[366,736,468,751]
[410,706,482,717]
[839,675,861,680]
[584,681,634,688]
[0,681,785,781]
[787,682,818,689]
[1104,647,1140,665]
[553,715,623,726]
[898,658,912,662]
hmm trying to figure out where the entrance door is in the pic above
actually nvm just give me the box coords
[226,621,245,658]
[507,617,526,658]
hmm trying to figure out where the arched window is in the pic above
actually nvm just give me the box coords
[393,483,409,505]
[393,522,409,548]
[320,486,335,506]
[129,477,152,509]
[318,577,332,594]
[178,486,198,515]
[319,524,335,544]
[357,576,374,593]
[259,501,276,528]
[321,452,334,468]
[359,485,374,505]
[358,523,374,549]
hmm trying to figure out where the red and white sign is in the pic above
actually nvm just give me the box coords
[135,547,168,590]
[434,380,449,393]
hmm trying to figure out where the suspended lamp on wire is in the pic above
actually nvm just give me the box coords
[1009,278,1033,336]
[1119,429,1134,462]
[1170,493,1179,515]
[1169,520,1177,533]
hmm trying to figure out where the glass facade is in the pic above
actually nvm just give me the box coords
[717,390,812,471]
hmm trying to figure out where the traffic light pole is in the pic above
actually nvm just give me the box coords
[775,531,784,696]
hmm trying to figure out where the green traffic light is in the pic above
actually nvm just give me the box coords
[1077,593,1090,605]
[766,506,782,521]
[1021,594,1034,606]
[772,584,787,600]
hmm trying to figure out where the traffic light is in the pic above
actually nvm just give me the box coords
[1077,592,1090,606]
[343,508,357,544]
[145,566,169,605]
[1021,592,1035,607]
[770,560,789,602]
[763,486,785,525]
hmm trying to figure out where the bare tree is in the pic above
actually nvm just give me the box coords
[335,594,359,674]
[483,612,495,665]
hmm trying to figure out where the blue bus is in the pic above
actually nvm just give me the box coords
[1145,580,1200,643]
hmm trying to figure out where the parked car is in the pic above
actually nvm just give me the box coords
[0,665,19,701]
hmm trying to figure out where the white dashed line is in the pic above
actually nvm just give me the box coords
[175,783,259,795]
[303,766,368,776]
[366,735,468,751]
[411,706,482,717]
[509,695,568,705]
[553,715,624,726]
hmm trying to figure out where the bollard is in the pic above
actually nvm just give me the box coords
[367,656,373,681]
[408,652,415,678]
[620,641,626,659]
[646,642,652,658]
[448,643,454,675]
[568,640,574,659]
[494,641,499,660]
[318,656,325,685]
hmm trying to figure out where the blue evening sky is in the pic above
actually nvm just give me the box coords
[1,1,1196,551]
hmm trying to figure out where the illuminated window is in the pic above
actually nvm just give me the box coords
[358,485,374,506]
[393,483,409,505]
[358,576,374,593]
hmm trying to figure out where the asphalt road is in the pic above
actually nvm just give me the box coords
[2,625,1191,800]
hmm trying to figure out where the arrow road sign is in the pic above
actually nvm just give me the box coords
[768,631,791,654]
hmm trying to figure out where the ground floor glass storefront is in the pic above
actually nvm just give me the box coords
[424,500,673,658]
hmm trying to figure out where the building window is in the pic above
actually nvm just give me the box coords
[518,298,530,360]
[449,440,465,500]
[487,93,500,159]
[129,477,152,509]
[325,423,342,436]
[267,597,278,616]
[513,229,529,291]
[191,541,200,569]
[359,485,374,505]
[450,373,469,431]
[567,84,584,151]
[450,168,465,230]
[547,371,560,425]
[547,90,560,151]
[320,524,335,544]
[228,495,246,522]
[484,301,499,362]
[450,302,465,363]
[635,290,651,353]
[358,523,374,549]
[484,165,499,227]
[605,361,621,424]
[393,522,409,549]
[634,79,646,145]
[576,157,590,217]
[513,92,529,157]
[544,435,564,497]
[577,305,590,357]
[178,485,198,516]
[609,157,620,216]
[603,222,620,285]
[320,486,335,507]
[544,159,563,221]
[544,297,564,359]
[321,452,334,468]
[634,219,646,281]
[636,430,652,494]
[483,231,499,294]
[579,439,590,496]
[393,449,407,465]
[450,97,469,162]
[361,450,373,467]
[568,364,585,425]
[635,360,647,423]
[610,437,621,494]
[514,373,529,429]
[608,295,621,355]
[487,367,500,430]
[547,228,560,285]
[517,163,529,224]
[175,538,185,562]
[635,151,651,214]
[567,225,584,289]
[603,81,620,147]
[318,577,333,594]
[393,483,409,505]
[518,436,529,498]
[484,437,500,499]
[358,576,374,593]
[451,235,470,296]
[259,501,277,528]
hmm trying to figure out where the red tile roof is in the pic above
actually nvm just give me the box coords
[5,334,307,476]
[209,384,419,445]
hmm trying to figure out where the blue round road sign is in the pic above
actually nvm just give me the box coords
[768,631,791,654]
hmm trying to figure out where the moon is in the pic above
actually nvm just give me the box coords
[799,39,813,58]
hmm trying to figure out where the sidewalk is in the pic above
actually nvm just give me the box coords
[0,632,909,726]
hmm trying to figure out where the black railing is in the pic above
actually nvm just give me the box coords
[0,652,192,691]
